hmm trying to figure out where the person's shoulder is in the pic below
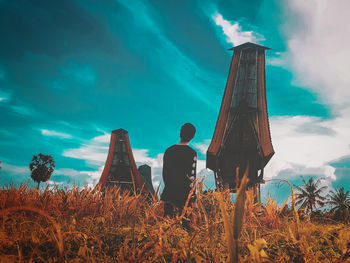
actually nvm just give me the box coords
[186,145,197,156]
[165,144,178,154]
[165,144,196,155]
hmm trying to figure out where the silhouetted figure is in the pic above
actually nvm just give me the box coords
[161,123,197,221]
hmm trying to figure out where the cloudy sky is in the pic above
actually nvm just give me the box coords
[1,0,349,202]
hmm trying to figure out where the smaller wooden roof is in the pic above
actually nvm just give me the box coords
[97,129,149,194]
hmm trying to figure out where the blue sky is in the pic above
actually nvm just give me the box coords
[1,0,349,203]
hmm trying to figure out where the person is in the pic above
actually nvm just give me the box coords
[161,123,197,219]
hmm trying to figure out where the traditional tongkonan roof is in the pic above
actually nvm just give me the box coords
[97,129,150,194]
[206,42,274,189]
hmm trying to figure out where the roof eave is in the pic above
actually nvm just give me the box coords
[227,42,271,51]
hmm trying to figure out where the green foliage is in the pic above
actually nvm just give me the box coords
[29,153,55,188]
[327,187,350,220]
[294,177,327,214]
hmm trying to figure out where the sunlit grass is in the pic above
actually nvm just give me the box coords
[0,179,349,262]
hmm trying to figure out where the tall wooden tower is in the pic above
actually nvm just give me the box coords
[97,129,151,194]
[206,42,274,201]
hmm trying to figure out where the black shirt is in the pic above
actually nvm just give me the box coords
[160,144,197,207]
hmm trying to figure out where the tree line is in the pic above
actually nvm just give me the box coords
[294,177,350,221]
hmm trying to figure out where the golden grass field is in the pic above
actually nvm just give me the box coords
[0,176,349,262]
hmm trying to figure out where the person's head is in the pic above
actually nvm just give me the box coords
[180,123,196,143]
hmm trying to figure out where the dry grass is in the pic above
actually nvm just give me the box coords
[0,180,349,262]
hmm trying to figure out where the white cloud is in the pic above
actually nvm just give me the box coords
[197,159,206,173]
[92,133,110,143]
[77,168,103,188]
[264,114,350,185]
[266,52,287,67]
[193,139,211,155]
[1,162,29,175]
[47,180,64,185]
[261,0,350,189]
[63,144,108,166]
[54,168,81,177]
[285,0,350,109]
[212,13,264,46]
[61,129,110,166]
[47,167,104,189]
[0,162,31,186]
[134,149,163,168]
[41,129,72,139]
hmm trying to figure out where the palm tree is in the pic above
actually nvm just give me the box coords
[294,177,327,214]
[327,187,350,219]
